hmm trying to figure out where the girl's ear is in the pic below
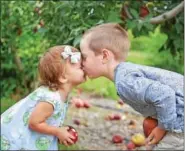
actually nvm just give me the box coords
[102,48,111,64]
[59,76,68,84]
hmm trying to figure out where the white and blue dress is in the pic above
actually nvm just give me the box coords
[1,86,69,150]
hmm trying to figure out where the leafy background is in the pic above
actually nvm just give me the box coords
[1,0,184,106]
[1,0,184,105]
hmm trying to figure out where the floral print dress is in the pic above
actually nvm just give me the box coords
[1,86,69,150]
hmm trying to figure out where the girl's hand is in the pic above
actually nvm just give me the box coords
[56,126,75,146]
[145,126,166,145]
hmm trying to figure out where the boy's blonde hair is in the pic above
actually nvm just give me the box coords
[83,23,130,61]
[38,45,79,90]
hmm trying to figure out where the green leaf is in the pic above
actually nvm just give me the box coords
[175,23,182,34]
[137,22,143,31]
[130,8,139,18]
[107,11,122,23]
[126,20,137,29]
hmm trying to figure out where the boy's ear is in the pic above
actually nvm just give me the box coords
[102,48,111,64]
[59,76,68,84]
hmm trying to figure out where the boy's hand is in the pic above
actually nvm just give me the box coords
[145,126,166,145]
[56,126,75,146]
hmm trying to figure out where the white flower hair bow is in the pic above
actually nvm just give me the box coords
[61,46,81,63]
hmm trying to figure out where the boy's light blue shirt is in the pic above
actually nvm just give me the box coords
[114,62,184,133]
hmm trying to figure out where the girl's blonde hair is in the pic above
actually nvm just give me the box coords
[38,45,79,90]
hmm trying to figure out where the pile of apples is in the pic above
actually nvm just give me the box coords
[112,117,158,150]
[111,133,145,150]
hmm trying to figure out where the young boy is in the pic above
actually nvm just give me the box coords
[80,23,184,150]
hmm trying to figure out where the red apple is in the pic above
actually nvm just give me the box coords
[118,100,124,105]
[73,119,80,125]
[143,117,158,137]
[139,6,149,18]
[75,102,82,108]
[67,126,78,144]
[127,141,136,150]
[83,100,91,108]
[73,98,84,108]
[113,114,121,120]
[112,135,123,143]
[106,113,122,121]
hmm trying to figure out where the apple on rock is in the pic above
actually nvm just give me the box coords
[72,98,91,109]
[106,113,122,121]
[75,101,82,108]
[83,100,91,108]
[112,135,123,143]
[73,119,81,125]
[113,114,121,120]
[131,133,145,146]
[72,98,83,108]
[126,141,136,150]
[118,99,124,106]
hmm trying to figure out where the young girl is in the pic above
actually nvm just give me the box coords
[1,45,85,150]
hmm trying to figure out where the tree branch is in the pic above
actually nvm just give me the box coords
[150,1,184,24]
[123,5,133,19]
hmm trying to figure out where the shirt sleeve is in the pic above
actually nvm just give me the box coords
[38,92,59,110]
[117,71,177,131]
[39,99,57,110]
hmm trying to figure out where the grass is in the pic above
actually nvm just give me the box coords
[58,144,81,150]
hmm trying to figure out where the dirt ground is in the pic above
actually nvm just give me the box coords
[63,93,148,150]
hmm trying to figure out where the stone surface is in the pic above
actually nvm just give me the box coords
[63,93,147,150]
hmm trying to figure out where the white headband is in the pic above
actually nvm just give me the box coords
[61,46,81,63]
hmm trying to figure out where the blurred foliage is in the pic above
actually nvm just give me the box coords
[78,77,118,100]
[129,26,168,52]
[122,0,184,58]
[1,0,184,102]
[58,143,81,150]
